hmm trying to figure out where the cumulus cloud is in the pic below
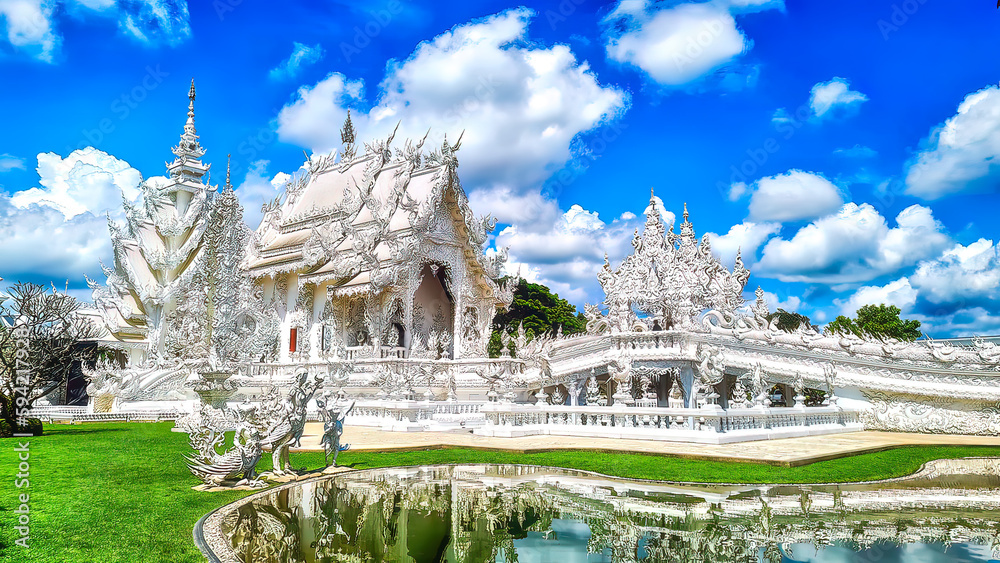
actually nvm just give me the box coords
[0,0,190,61]
[808,77,868,119]
[909,238,1000,308]
[760,290,802,314]
[234,160,291,229]
[707,221,780,267]
[733,169,846,222]
[0,147,142,287]
[0,0,59,61]
[838,278,917,316]
[277,8,628,210]
[10,147,141,219]
[496,198,674,307]
[904,84,1000,200]
[757,203,951,283]
[269,42,324,81]
[602,0,781,88]
[0,153,25,172]
[837,240,1000,336]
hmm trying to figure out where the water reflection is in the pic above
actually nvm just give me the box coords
[217,464,1000,563]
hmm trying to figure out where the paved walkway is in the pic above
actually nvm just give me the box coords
[291,423,1000,467]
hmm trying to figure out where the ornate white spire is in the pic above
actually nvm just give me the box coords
[168,79,209,186]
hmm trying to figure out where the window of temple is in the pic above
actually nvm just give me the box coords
[289,328,298,352]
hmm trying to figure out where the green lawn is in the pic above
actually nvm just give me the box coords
[1,422,999,563]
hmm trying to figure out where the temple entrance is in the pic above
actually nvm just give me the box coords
[411,264,454,358]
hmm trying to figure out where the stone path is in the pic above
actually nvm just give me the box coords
[290,424,1000,467]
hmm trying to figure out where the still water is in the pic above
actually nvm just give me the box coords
[217,462,1000,563]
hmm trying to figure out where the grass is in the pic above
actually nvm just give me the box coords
[0,422,998,563]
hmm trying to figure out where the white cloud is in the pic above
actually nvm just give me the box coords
[707,221,780,267]
[269,42,324,81]
[495,200,668,307]
[0,147,142,286]
[760,290,802,313]
[0,153,25,172]
[757,203,951,283]
[10,147,141,219]
[114,0,191,45]
[833,144,877,159]
[234,160,290,229]
[277,73,366,154]
[0,0,190,61]
[602,0,781,88]
[838,278,917,316]
[909,238,1000,307]
[277,7,628,211]
[736,169,846,222]
[904,84,1000,200]
[0,0,59,61]
[809,77,867,119]
[836,241,1000,336]
[0,197,112,283]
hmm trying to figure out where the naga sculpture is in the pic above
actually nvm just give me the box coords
[317,394,355,467]
[263,369,325,476]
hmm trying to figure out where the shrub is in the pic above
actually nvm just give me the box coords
[0,418,11,438]
[20,417,44,436]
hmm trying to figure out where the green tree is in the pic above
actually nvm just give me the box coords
[488,279,586,357]
[765,308,813,333]
[825,304,921,341]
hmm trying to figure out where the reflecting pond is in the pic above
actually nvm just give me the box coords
[213,461,1000,563]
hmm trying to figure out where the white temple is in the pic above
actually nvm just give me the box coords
[75,84,1000,441]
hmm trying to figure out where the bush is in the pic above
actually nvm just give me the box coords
[0,416,44,437]
[20,417,44,436]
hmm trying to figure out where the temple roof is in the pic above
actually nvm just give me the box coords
[245,131,503,297]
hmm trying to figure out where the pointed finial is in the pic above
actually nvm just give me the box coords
[184,78,197,135]
[683,202,689,222]
[650,187,655,202]
[225,154,232,190]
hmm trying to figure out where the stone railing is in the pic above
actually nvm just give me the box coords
[475,403,861,444]
[343,399,486,431]
[28,407,182,423]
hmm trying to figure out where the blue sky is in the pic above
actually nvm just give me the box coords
[2,0,1000,337]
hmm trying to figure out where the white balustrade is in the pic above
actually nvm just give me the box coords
[475,403,861,444]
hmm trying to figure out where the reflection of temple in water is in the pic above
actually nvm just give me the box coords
[215,465,1000,563]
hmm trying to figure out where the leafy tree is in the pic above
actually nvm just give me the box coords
[765,308,813,333]
[825,304,921,342]
[488,279,586,357]
[0,282,101,434]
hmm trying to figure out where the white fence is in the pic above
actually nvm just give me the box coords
[475,403,862,444]
[28,406,182,423]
